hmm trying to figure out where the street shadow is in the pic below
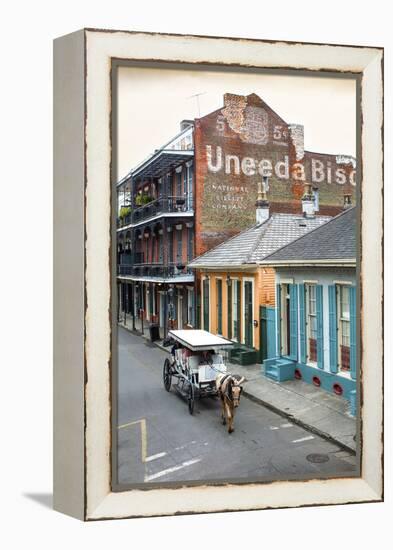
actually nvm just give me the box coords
[23,492,53,509]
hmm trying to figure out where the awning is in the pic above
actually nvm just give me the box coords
[131,149,194,181]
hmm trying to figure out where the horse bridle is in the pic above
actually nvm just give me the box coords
[220,375,243,403]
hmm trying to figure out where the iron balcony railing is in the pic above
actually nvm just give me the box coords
[117,195,193,227]
[117,263,193,279]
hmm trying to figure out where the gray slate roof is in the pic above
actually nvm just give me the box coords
[188,213,331,268]
[263,207,356,263]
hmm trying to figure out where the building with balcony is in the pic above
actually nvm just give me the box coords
[117,92,357,339]
[117,121,196,337]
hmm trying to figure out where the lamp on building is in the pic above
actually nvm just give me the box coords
[226,274,232,286]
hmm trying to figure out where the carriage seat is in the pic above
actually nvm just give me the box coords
[188,355,201,373]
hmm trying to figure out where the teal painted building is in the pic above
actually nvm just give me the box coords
[260,207,357,415]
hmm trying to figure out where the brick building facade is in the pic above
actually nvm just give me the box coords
[194,93,355,255]
[117,92,356,338]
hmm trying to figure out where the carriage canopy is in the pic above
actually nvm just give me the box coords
[168,329,234,352]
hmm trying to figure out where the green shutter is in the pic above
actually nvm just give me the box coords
[316,285,324,369]
[289,284,298,361]
[235,280,241,341]
[196,290,201,328]
[298,284,306,363]
[349,286,357,380]
[276,284,281,356]
[328,285,338,373]
[227,282,232,340]
[191,288,196,327]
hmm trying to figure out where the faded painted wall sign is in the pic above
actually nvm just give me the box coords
[194,93,356,256]
[206,145,356,185]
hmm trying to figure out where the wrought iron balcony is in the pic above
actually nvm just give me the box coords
[117,262,193,280]
[117,195,193,228]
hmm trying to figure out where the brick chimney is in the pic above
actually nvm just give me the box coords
[343,193,352,210]
[256,177,270,224]
[302,183,315,218]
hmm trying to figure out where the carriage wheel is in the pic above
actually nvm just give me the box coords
[188,383,195,415]
[163,358,172,392]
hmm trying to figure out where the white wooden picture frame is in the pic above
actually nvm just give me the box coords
[53,29,383,521]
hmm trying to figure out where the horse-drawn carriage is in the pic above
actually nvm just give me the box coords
[162,329,234,415]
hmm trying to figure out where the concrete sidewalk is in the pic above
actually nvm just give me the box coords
[119,322,356,454]
[236,363,357,453]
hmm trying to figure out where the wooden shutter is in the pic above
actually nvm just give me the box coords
[227,282,232,340]
[177,230,182,263]
[349,286,357,380]
[196,290,201,329]
[298,284,306,363]
[276,284,281,356]
[216,279,222,334]
[316,285,324,369]
[236,280,241,341]
[328,285,338,373]
[203,279,209,331]
[289,284,298,361]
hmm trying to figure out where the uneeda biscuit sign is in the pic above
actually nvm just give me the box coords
[194,93,356,254]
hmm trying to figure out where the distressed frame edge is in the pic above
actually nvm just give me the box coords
[53,29,86,520]
[80,30,383,520]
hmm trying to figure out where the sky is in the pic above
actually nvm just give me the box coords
[116,65,357,180]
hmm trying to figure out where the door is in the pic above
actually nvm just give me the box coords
[244,280,253,347]
[260,306,268,361]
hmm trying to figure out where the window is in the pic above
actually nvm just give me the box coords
[168,231,173,263]
[183,167,187,199]
[187,227,193,262]
[187,288,194,326]
[158,233,163,263]
[186,163,193,210]
[337,285,350,371]
[232,280,241,342]
[177,170,182,197]
[176,229,183,263]
[306,284,317,363]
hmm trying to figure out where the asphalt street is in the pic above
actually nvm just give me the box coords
[116,327,356,486]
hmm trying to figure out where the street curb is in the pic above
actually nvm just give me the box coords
[242,389,356,455]
[119,325,356,455]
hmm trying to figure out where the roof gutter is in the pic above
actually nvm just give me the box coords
[188,264,257,271]
[259,258,356,267]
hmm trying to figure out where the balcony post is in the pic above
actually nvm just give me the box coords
[132,282,136,331]
[117,282,120,322]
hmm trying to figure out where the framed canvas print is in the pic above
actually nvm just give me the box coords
[53,29,383,520]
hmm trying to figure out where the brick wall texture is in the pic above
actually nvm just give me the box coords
[194,93,356,256]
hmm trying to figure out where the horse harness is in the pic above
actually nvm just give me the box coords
[218,374,242,403]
